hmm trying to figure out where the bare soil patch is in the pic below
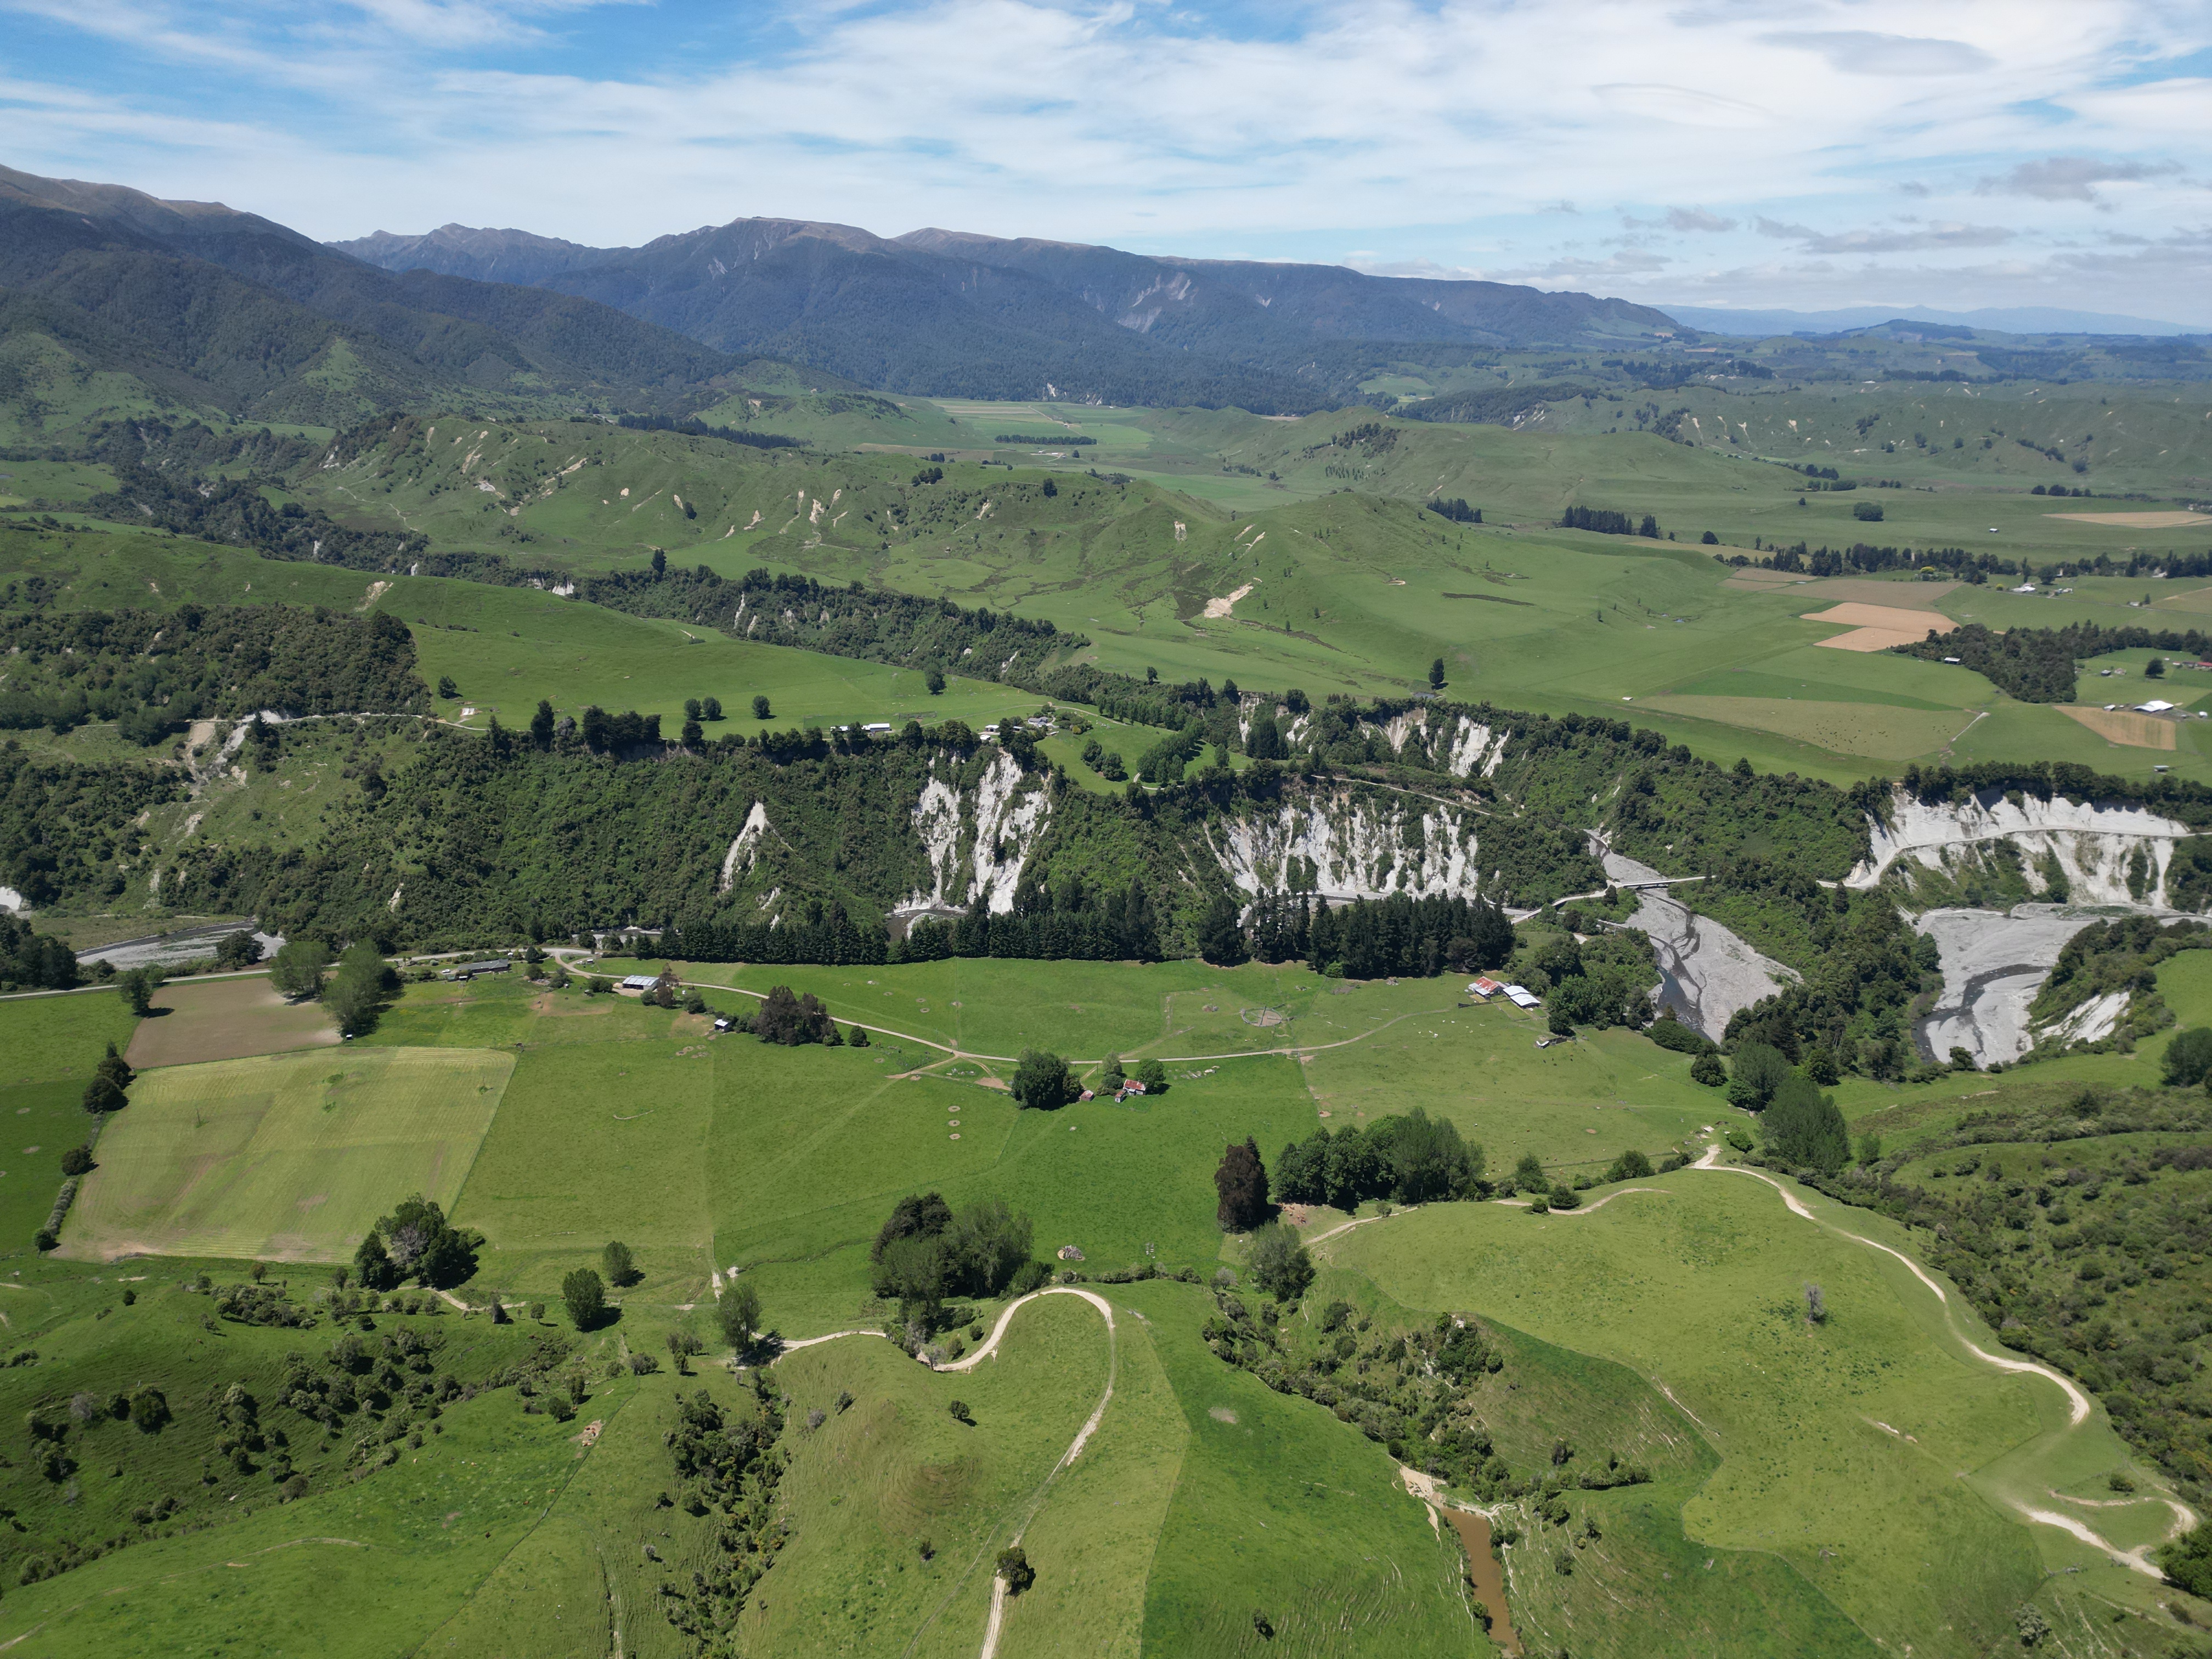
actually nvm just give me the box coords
[125,978,337,1069]
[2058,706,2179,750]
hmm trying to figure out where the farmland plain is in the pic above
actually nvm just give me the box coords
[63,1044,511,1262]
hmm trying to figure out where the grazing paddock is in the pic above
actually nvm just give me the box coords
[0,991,140,1088]
[123,975,338,1069]
[2046,511,2211,529]
[64,1046,511,1263]
[1797,577,1957,607]
[1643,696,1977,760]
[2058,706,2179,749]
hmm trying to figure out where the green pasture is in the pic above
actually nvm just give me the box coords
[0,989,139,1088]
[704,1039,1312,1334]
[0,525,382,613]
[694,388,971,452]
[0,1291,615,1659]
[1296,1005,1725,1176]
[759,1295,1124,1658]
[64,1045,511,1262]
[1331,1166,2177,1656]
[1117,1279,1476,1656]
[1339,1273,1882,1658]
[377,569,1045,735]
[662,955,1378,1060]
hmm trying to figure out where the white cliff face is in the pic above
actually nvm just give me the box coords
[1444,718,1510,779]
[1853,787,2191,906]
[718,802,774,894]
[1211,791,1484,901]
[901,752,1052,915]
[907,778,963,907]
[1357,709,1510,778]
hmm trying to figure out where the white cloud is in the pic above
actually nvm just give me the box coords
[1757,217,2016,253]
[1759,30,1995,76]
[1976,155,2183,201]
[0,0,2203,318]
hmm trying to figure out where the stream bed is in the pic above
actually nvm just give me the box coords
[1440,1508,1519,1655]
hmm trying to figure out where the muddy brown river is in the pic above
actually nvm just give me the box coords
[1440,1508,1519,1654]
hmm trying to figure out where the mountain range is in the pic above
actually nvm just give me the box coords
[0,163,742,429]
[1656,302,2209,339]
[331,218,1681,406]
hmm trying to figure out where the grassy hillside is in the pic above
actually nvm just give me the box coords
[247,408,2212,783]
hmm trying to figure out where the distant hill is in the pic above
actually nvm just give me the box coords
[331,218,1680,408]
[0,165,742,431]
[1657,302,2208,340]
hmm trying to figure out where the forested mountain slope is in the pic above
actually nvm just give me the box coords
[0,165,743,431]
[331,215,1677,405]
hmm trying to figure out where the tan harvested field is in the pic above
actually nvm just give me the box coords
[125,976,338,1069]
[1640,696,1977,760]
[1801,602,1960,632]
[1803,602,1956,653]
[65,1046,512,1262]
[1814,627,1927,653]
[2046,511,2212,529]
[2058,706,2180,750]
[1797,577,1957,607]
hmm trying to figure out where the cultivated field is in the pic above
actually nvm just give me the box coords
[64,1045,512,1262]
[123,975,338,1068]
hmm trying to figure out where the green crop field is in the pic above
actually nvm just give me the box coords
[64,1045,512,1262]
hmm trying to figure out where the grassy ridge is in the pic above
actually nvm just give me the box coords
[1329,1170,2182,1657]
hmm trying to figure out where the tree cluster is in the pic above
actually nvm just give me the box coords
[1273,1111,1486,1209]
[0,605,425,743]
[868,1193,1043,1324]
[353,1195,482,1290]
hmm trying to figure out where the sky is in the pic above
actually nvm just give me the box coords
[3,0,2210,324]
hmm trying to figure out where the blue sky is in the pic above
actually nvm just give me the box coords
[4,0,2210,321]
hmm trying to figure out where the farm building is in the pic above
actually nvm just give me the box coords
[1466,977,1502,1000]
[619,974,659,992]
[1503,984,1541,1009]
[448,958,511,979]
